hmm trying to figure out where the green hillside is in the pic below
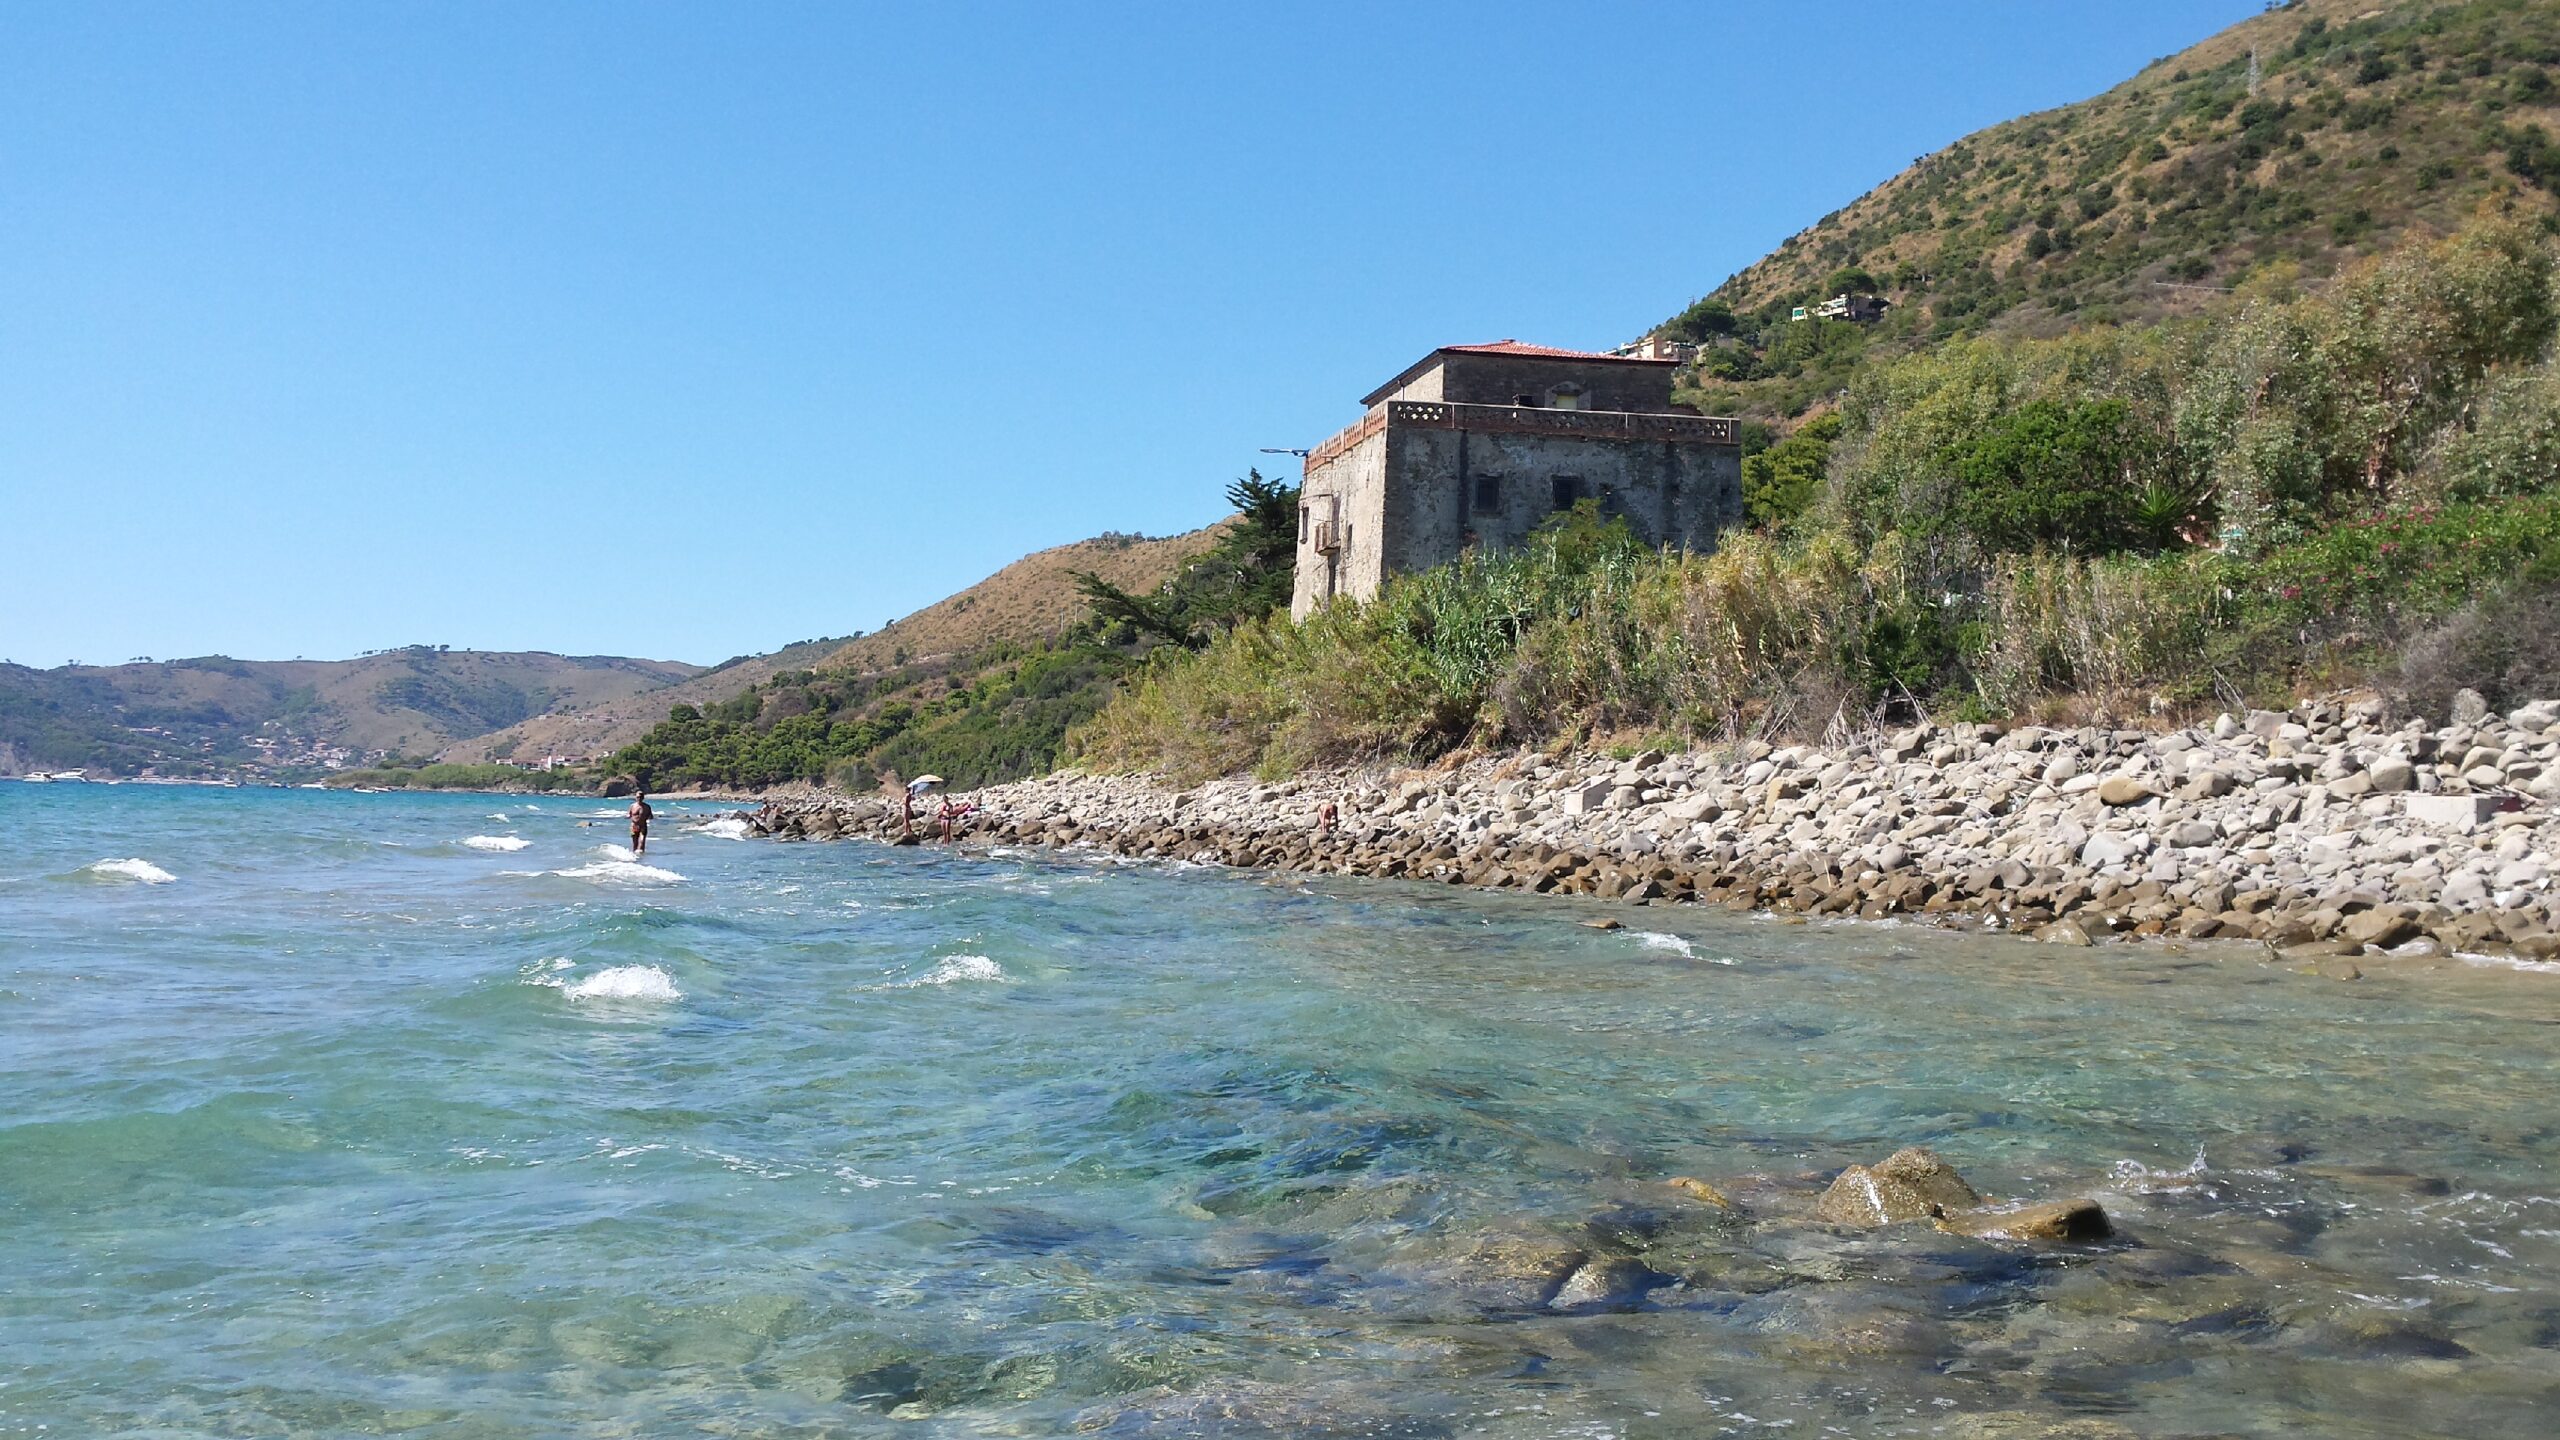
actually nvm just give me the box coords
[603,480,1297,794]
[1670,0,2560,425]
[0,648,701,779]
[1075,2,2560,781]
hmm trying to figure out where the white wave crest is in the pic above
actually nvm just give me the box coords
[698,817,751,840]
[2108,1144,2214,1192]
[563,965,683,1002]
[872,955,1009,990]
[548,859,684,886]
[464,835,531,852]
[82,858,175,884]
[2458,950,2560,976]
[1630,930,1734,964]
[488,812,509,822]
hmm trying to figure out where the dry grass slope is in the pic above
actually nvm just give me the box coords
[818,526,1229,677]
[1708,0,2560,336]
[436,635,852,764]
[440,525,1226,763]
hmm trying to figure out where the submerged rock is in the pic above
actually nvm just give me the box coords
[1664,1176,1736,1210]
[1548,1254,1663,1313]
[1937,1197,2113,1242]
[1076,1380,1452,1437]
[1390,1222,1588,1312]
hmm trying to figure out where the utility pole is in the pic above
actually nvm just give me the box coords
[2248,45,2262,97]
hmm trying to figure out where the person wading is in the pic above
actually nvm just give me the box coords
[628,789,655,856]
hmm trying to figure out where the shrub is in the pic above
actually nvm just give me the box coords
[2395,580,2560,719]
[1945,397,2160,554]
[2415,360,2560,504]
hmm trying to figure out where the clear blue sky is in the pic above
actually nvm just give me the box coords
[0,1,2262,668]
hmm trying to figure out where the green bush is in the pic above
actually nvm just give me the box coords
[1944,397,2159,554]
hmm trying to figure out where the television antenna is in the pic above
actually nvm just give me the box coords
[1259,447,1311,458]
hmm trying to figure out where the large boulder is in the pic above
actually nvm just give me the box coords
[2365,755,2416,793]
[1817,1166,1939,1225]
[1816,1146,1982,1226]
[2341,905,2423,950]
[1874,1146,1983,1209]
[2096,775,2155,807]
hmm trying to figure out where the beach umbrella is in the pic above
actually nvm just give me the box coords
[907,775,945,794]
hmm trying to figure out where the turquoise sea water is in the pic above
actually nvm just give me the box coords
[5,784,2560,1437]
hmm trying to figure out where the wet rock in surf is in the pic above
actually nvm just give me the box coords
[1936,1197,2113,1242]
[1817,1146,1981,1226]
[1548,1253,1664,1313]
[1399,1223,1587,1311]
[1664,1175,1737,1210]
[1733,1282,1951,1358]
[2294,1162,2454,1198]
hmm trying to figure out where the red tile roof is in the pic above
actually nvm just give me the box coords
[1439,339,1645,361]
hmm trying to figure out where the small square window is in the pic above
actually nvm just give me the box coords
[1472,473,1500,513]
[1551,475,1583,510]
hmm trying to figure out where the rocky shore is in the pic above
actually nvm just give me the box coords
[748,692,2560,970]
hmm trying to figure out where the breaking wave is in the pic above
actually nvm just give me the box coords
[698,817,752,840]
[869,955,1009,990]
[1631,931,1732,964]
[80,858,176,884]
[549,859,684,886]
[563,965,683,1002]
[464,835,531,852]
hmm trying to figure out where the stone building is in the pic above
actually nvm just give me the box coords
[1291,340,1743,618]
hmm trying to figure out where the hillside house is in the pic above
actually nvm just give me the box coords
[1792,293,1890,323]
[1609,333,1700,363]
[1291,341,1743,618]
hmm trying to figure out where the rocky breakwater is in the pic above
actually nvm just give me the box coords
[747,693,2560,967]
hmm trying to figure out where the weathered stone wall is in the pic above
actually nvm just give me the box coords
[1385,426,1742,573]
[1432,353,1678,412]
[1291,426,1390,618]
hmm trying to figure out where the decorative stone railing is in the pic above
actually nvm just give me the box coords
[1304,410,1387,472]
[1304,402,1736,471]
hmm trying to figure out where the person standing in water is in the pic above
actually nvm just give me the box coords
[628,789,654,855]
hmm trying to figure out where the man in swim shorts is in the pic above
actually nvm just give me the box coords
[628,789,654,855]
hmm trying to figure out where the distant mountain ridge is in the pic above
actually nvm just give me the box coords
[438,526,1228,766]
[0,648,702,778]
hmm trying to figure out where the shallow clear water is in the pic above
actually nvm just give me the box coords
[5,785,2559,1438]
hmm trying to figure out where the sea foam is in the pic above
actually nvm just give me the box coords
[465,835,531,852]
[562,965,684,1002]
[870,955,1009,990]
[82,858,176,884]
[1631,931,1733,964]
[550,859,684,886]
[698,817,751,840]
